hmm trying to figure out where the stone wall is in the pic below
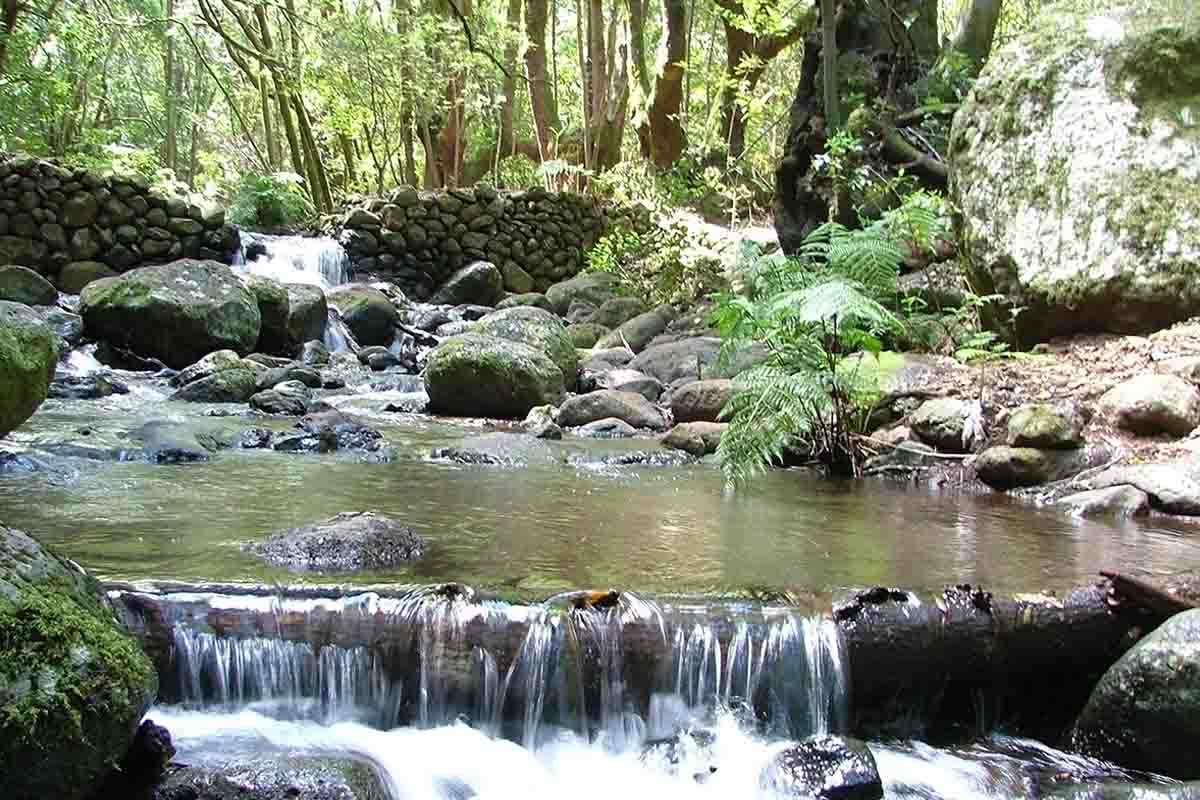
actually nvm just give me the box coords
[0,153,239,291]
[335,185,649,299]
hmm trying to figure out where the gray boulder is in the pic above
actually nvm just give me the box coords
[1056,485,1151,518]
[597,368,663,402]
[523,405,562,440]
[79,259,261,369]
[545,272,617,315]
[285,284,328,348]
[244,274,291,356]
[951,0,1200,343]
[910,397,975,453]
[596,309,671,353]
[496,292,553,311]
[0,264,57,305]
[0,301,58,437]
[585,296,648,329]
[424,333,565,418]
[430,260,504,306]
[1007,403,1086,449]
[760,735,882,800]
[1071,609,1200,778]
[57,261,117,295]
[474,306,578,391]
[1098,374,1200,437]
[253,511,423,571]
[663,421,727,456]
[0,524,157,800]
[1081,463,1200,516]
[249,380,312,416]
[671,379,735,423]
[558,389,668,431]
[327,285,398,347]
[975,445,1103,489]
[172,357,264,404]
[575,418,638,438]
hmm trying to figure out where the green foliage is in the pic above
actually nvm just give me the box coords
[228,172,316,229]
[712,223,906,485]
[587,222,722,306]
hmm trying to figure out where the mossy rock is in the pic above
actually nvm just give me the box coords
[0,264,57,306]
[473,306,579,390]
[1071,608,1200,779]
[1006,402,1085,449]
[79,259,261,369]
[0,524,158,800]
[244,274,291,356]
[284,284,328,349]
[951,0,1200,343]
[567,322,611,348]
[430,260,504,306]
[0,300,58,438]
[545,272,618,316]
[326,286,398,347]
[423,332,565,418]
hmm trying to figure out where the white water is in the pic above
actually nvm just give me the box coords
[237,232,350,289]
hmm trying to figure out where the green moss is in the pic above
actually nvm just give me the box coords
[0,302,58,437]
[0,578,156,799]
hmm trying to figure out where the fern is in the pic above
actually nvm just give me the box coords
[713,223,907,486]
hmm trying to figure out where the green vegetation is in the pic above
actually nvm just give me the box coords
[228,172,316,229]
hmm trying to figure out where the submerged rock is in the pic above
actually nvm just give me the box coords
[575,417,638,438]
[431,432,559,467]
[272,410,383,454]
[79,259,261,368]
[1056,485,1151,518]
[951,0,1200,342]
[253,511,424,571]
[760,734,883,800]
[424,333,565,419]
[150,756,388,800]
[0,524,157,800]
[249,380,312,416]
[663,421,727,456]
[1071,609,1200,779]
[1079,463,1200,516]
[0,300,58,437]
[48,372,130,400]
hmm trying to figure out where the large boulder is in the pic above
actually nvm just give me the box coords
[0,301,57,438]
[760,735,882,800]
[975,445,1102,489]
[1007,403,1085,449]
[171,351,265,404]
[557,389,668,431]
[424,332,565,418]
[596,309,672,353]
[585,296,648,329]
[1071,609,1200,778]
[951,1,1200,343]
[1097,374,1200,437]
[244,274,290,356]
[79,259,261,369]
[473,306,578,390]
[545,272,618,316]
[430,261,504,306]
[0,264,57,306]
[327,285,398,347]
[149,756,388,800]
[909,397,975,453]
[285,283,328,348]
[252,511,423,571]
[57,261,117,295]
[0,524,157,800]
[628,337,724,385]
[671,379,735,423]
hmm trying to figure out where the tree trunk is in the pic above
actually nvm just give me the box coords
[0,0,22,78]
[952,0,1004,71]
[259,73,280,168]
[640,0,687,167]
[163,0,179,172]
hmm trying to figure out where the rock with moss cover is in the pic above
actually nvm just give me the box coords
[474,306,579,390]
[596,309,671,353]
[327,285,398,346]
[0,264,57,306]
[567,322,611,348]
[243,274,290,355]
[1070,609,1200,778]
[1006,403,1085,449]
[975,445,1104,489]
[171,351,266,404]
[79,259,261,369]
[285,284,328,348]
[424,332,565,418]
[951,0,1200,343]
[496,292,553,311]
[0,524,157,800]
[0,300,57,438]
[57,261,117,295]
[584,297,648,329]
[545,272,618,316]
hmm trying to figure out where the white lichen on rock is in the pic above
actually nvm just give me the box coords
[951,1,1200,343]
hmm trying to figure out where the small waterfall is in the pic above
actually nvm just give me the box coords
[323,307,356,354]
[238,231,350,289]
[127,587,850,751]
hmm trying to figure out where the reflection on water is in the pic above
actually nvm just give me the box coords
[1,394,1199,598]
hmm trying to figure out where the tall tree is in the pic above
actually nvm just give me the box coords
[638,0,687,167]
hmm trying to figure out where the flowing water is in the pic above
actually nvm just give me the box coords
[5,234,1196,797]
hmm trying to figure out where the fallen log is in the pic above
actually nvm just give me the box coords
[107,573,1177,742]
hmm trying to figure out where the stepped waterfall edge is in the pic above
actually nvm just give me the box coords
[111,575,1137,745]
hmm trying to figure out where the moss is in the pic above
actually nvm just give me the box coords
[0,577,156,799]
[0,302,58,437]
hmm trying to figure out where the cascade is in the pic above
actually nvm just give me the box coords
[237,231,350,289]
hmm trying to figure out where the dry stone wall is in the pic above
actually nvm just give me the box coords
[0,153,240,290]
[335,185,650,299]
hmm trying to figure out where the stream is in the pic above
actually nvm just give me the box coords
[4,233,1196,798]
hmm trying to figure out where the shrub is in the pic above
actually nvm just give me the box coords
[228,172,315,229]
